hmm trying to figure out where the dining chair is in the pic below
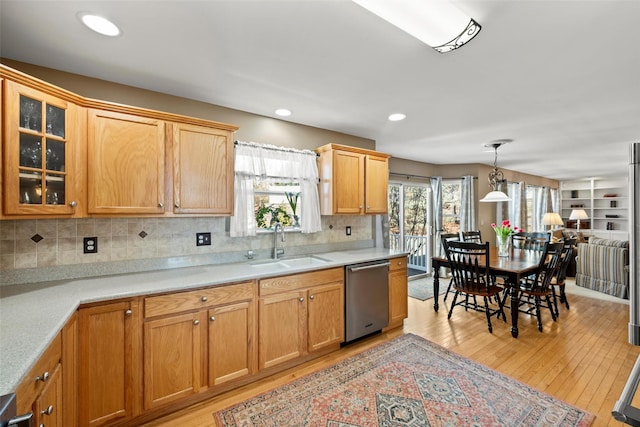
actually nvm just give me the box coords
[440,233,461,302]
[461,230,482,243]
[511,232,549,251]
[550,237,577,317]
[443,240,506,333]
[517,241,564,332]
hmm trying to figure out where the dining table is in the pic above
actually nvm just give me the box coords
[431,246,543,338]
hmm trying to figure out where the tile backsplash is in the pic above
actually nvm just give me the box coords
[0,216,374,285]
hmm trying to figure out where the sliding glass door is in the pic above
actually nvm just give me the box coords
[389,181,432,278]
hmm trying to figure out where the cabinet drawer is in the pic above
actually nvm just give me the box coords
[15,333,62,414]
[389,256,407,272]
[260,267,343,296]
[144,282,255,318]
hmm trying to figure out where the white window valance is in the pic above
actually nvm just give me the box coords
[230,141,322,237]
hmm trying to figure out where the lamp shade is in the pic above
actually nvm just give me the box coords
[480,190,511,203]
[569,209,589,220]
[542,212,564,227]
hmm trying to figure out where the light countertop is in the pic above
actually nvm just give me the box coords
[0,247,406,396]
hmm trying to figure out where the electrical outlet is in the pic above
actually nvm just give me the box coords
[346,226,351,236]
[84,237,98,254]
[196,232,211,246]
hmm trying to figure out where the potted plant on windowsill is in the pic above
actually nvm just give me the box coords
[285,192,300,228]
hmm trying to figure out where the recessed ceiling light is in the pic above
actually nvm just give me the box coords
[275,109,292,117]
[388,113,406,122]
[79,13,121,37]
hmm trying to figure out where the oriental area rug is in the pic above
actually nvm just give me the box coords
[214,334,594,426]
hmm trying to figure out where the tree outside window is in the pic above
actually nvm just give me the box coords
[442,180,461,234]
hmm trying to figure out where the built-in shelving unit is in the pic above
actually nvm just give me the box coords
[560,177,629,240]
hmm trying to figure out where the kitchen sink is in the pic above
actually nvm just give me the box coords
[248,255,331,268]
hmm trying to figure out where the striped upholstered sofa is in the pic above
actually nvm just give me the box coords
[575,238,629,299]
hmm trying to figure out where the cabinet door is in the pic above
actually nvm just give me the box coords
[388,258,408,329]
[3,80,79,216]
[364,154,389,214]
[87,109,165,214]
[208,301,256,386]
[258,291,306,370]
[34,363,63,427]
[143,312,201,410]
[332,150,364,214]
[172,123,234,214]
[78,300,141,427]
[307,282,344,352]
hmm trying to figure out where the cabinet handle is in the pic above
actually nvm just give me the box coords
[309,295,315,300]
[158,202,164,208]
[35,371,49,382]
[210,316,216,322]
[201,296,208,302]
[193,320,200,325]
[41,405,54,416]
[69,200,77,208]
[125,309,132,316]
[299,297,304,302]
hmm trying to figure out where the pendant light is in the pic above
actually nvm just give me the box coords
[480,141,512,203]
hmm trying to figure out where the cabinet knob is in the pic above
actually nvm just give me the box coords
[309,295,315,300]
[193,320,200,325]
[158,202,164,208]
[175,203,180,208]
[299,297,304,302]
[35,371,49,382]
[125,309,132,316]
[210,316,216,322]
[359,205,363,209]
[69,200,77,208]
[201,296,208,302]
[41,405,54,416]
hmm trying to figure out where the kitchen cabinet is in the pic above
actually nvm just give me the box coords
[316,143,390,215]
[87,109,165,215]
[142,282,256,409]
[2,79,81,217]
[171,122,234,215]
[15,333,62,426]
[258,268,344,370]
[386,256,408,330]
[78,299,142,427]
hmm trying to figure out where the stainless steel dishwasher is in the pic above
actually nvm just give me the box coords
[345,260,390,342]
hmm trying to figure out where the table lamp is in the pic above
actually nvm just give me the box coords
[542,212,564,235]
[569,209,589,231]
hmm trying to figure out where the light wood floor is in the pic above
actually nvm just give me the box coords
[143,285,640,427]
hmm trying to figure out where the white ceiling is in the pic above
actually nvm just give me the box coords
[1,0,639,181]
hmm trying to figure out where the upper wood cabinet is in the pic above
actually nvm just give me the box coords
[87,109,166,215]
[1,64,239,219]
[316,143,390,215]
[2,79,81,217]
[170,123,234,215]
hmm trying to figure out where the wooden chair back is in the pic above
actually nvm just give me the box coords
[526,241,564,293]
[461,230,482,243]
[511,232,549,251]
[443,240,492,295]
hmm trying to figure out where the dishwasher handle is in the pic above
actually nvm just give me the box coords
[348,262,390,272]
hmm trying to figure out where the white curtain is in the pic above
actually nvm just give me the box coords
[230,141,322,236]
[459,176,476,231]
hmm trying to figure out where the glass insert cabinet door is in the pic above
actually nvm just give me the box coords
[3,80,78,215]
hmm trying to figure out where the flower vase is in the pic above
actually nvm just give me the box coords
[292,215,300,228]
[497,235,510,257]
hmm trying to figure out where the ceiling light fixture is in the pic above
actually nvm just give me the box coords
[388,113,406,122]
[275,109,292,117]
[480,141,512,203]
[351,0,481,53]
[79,13,121,37]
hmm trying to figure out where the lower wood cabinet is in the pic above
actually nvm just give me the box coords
[258,268,344,370]
[387,256,409,329]
[142,282,257,410]
[78,299,142,427]
[34,363,63,427]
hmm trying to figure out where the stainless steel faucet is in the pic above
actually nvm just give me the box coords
[272,222,285,259]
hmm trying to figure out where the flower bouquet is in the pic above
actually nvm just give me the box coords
[491,220,521,257]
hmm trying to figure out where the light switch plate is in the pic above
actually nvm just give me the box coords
[196,232,211,246]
